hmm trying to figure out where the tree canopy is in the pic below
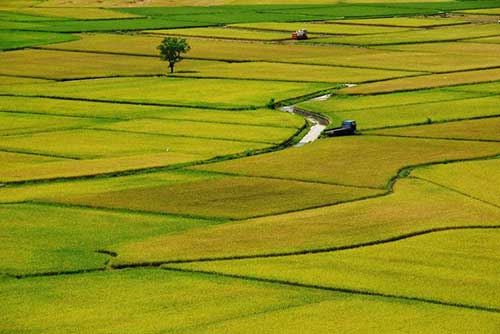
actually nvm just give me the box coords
[157,37,191,74]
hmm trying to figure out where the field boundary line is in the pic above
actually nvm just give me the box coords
[411,175,500,210]
[0,148,80,160]
[360,114,500,131]
[7,225,500,281]
[109,226,500,269]
[0,93,259,111]
[85,127,278,145]
[363,133,500,143]
[161,266,500,314]
[0,122,308,186]
[183,169,383,190]
[0,109,301,130]
[300,91,500,114]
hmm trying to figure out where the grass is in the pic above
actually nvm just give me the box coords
[0,112,99,136]
[112,178,500,264]
[98,118,299,144]
[172,229,500,309]
[0,203,217,274]
[51,175,382,220]
[329,17,470,27]
[146,27,292,40]
[0,128,270,159]
[14,7,143,19]
[413,158,500,207]
[304,95,500,130]
[0,169,220,201]
[367,117,500,140]
[45,33,499,73]
[0,96,304,128]
[309,23,500,46]
[299,86,486,113]
[339,68,500,94]
[470,36,500,44]
[0,151,64,170]
[0,30,77,50]
[0,77,332,109]
[457,8,500,15]
[0,75,52,85]
[0,49,174,79]
[2,269,500,334]
[229,22,409,35]
[174,60,419,84]
[12,18,212,33]
[192,135,500,188]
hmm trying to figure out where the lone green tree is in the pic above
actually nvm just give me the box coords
[157,37,191,74]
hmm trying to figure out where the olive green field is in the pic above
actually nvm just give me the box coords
[1,0,499,333]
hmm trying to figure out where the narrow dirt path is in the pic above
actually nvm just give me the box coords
[280,94,331,147]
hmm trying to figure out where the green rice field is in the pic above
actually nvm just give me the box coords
[2,0,500,332]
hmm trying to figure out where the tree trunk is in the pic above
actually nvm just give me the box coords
[169,62,174,73]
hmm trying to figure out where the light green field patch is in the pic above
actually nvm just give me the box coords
[0,152,209,183]
[2,269,500,334]
[0,203,218,274]
[0,49,170,79]
[99,118,299,144]
[52,175,382,219]
[367,117,500,140]
[0,77,332,109]
[230,22,410,35]
[0,20,44,29]
[0,30,77,50]
[413,158,500,207]
[146,27,292,40]
[309,23,500,46]
[0,128,269,159]
[15,7,142,19]
[330,17,469,27]
[175,60,419,84]
[0,112,100,136]
[192,136,500,188]
[173,229,500,309]
[113,178,500,264]
[320,95,500,130]
[339,68,500,94]
[299,87,485,113]
[469,35,500,44]
[0,96,304,128]
[0,168,218,201]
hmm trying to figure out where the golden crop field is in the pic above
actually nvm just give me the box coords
[192,136,500,187]
[229,22,409,35]
[339,68,500,94]
[412,158,500,207]
[330,17,469,27]
[146,27,292,40]
[171,229,500,309]
[2,0,500,332]
[367,117,500,140]
[112,178,500,264]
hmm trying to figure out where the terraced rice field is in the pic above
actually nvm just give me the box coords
[2,0,500,333]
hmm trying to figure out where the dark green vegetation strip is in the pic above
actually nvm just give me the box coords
[0,30,78,51]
